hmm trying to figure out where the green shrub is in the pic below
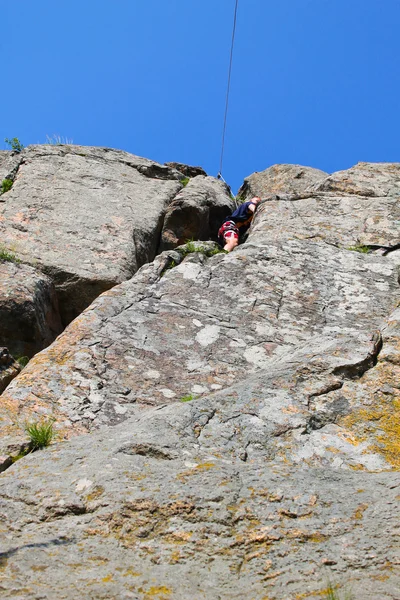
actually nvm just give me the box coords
[5,137,24,152]
[347,245,370,254]
[180,177,190,187]
[0,245,20,263]
[1,178,13,194]
[25,418,55,450]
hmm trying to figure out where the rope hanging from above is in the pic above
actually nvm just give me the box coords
[218,0,239,182]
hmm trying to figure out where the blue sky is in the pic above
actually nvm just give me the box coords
[2,0,399,191]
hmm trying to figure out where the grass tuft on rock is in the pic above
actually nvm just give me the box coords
[0,245,20,263]
[25,418,55,450]
[45,134,73,145]
[324,581,353,600]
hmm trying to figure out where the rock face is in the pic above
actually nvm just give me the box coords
[0,347,20,394]
[0,160,399,599]
[0,145,233,325]
[164,161,207,178]
[159,176,235,250]
[238,163,328,198]
[0,261,62,357]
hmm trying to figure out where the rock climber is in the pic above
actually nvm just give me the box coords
[218,196,262,252]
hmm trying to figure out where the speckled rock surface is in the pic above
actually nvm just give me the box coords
[0,399,399,599]
[1,162,399,598]
[0,150,21,184]
[0,261,62,358]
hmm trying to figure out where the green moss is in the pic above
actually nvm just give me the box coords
[180,394,195,403]
[1,178,13,194]
[15,355,29,368]
[180,177,190,187]
[347,245,370,254]
[179,241,226,258]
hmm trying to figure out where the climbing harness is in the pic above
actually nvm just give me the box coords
[217,0,239,183]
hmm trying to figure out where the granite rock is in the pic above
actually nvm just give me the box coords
[0,145,186,324]
[1,161,399,598]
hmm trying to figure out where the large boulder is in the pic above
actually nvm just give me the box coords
[0,261,62,358]
[0,145,185,324]
[0,162,399,598]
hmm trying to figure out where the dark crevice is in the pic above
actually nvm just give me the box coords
[306,381,343,409]
[117,443,178,460]
[302,332,383,435]
[331,331,383,380]
[302,397,351,435]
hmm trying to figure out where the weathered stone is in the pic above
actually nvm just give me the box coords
[249,163,400,249]
[0,145,185,324]
[0,150,22,185]
[0,261,62,357]
[313,161,400,197]
[159,176,235,250]
[0,399,398,599]
[238,163,328,199]
[164,161,207,178]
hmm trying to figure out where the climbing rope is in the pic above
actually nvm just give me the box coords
[218,0,239,182]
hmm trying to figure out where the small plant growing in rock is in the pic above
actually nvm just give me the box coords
[4,137,24,152]
[183,240,197,254]
[0,178,13,194]
[25,418,55,450]
[180,177,190,187]
[324,580,353,600]
[0,245,20,263]
[207,246,227,256]
[347,245,370,254]
[180,394,195,402]
[16,355,29,368]
[45,134,73,145]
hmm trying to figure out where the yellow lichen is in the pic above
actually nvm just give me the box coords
[340,396,400,469]
[352,503,368,520]
[138,586,172,599]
